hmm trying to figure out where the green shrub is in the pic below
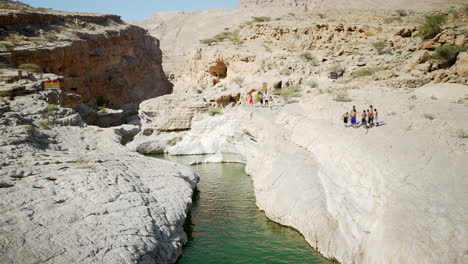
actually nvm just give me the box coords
[259,59,272,72]
[96,129,104,133]
[75,157,89,164]
[272,85,301,103]
[252,16,271,22]
[350,67,382,78]
[0,62,7,68]
[200,30,243,45]
[419,14,447,40]
[208,107,222,116]
[332,89,352,102]
[456,129,468,139]
[22,124,33,132]
[19,63,41,73]
[232,76,245,87]
[96,97,109,110]
[423,113,435,120]
[373,40,388,55]
[262,44,272,52]
[388,111,397,116]
[423,45,466,68]
[38,120,51,130]
[200,38,217,46]
[383,17,402,24]
[0,41,15,51]
[307,80,318,88]
[44,33,59,41]
[431,95,438,100]
[169,137,183,146]
[280,68,292,76]
[300,52,319,66]
[47,104,57,113]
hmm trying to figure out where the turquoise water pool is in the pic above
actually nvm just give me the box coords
[154,155,330,264]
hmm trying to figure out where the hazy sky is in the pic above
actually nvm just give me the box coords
[21,0,239,21]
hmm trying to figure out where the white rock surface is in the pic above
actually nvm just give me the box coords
[139,93,209,132]
[161,83,468,264]
[0,95,199,264]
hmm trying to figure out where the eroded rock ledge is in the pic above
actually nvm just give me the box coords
[0,4,172,111]
[0,93,198,264]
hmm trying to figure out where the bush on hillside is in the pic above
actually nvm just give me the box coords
[383,17,402,24]
[419,14,447,40]
[252,16,271,22]
[423,45,466,68]
[208,107,222,116]
[332,89,351,102]
[307,80,318,88]
[0,41,15,51]
[300,52,319,66]
[200,30,243,46]
[272,85,301,103]
[19,63,41,72]
[231,76,245,87]
[350,67,382,78]
[372,40,390,55]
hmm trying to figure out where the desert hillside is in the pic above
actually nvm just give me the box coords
[239,0,467,10]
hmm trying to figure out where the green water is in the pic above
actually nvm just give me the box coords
[154,155,330,264]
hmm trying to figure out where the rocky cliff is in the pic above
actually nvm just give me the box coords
[239,0,467,10]
[0,2,172,110]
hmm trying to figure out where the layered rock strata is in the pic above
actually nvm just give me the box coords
[0,4,172,111]
[0,92,198,263]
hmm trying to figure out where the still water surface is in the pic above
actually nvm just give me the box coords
[154,155,330,264]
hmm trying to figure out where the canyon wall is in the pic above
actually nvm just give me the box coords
[1,6,172,110]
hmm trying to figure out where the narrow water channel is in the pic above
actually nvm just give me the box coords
[153,154,330,264]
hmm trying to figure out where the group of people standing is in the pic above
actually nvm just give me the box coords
[248,90,273,109]
[343,105,378,128]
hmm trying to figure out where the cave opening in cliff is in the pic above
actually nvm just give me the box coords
[208,61,227,84]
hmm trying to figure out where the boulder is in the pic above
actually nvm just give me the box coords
[139,93,209,132]
[75,103,124,127]
[60,92,82,108]
[454,52,468,77]
[405,50,428,71]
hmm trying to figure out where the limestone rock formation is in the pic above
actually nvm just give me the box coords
[0,2,172,111]
[0,90,199,263]
[239,0,467,10]
[139,93,209,132]
[157,81,468,264]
